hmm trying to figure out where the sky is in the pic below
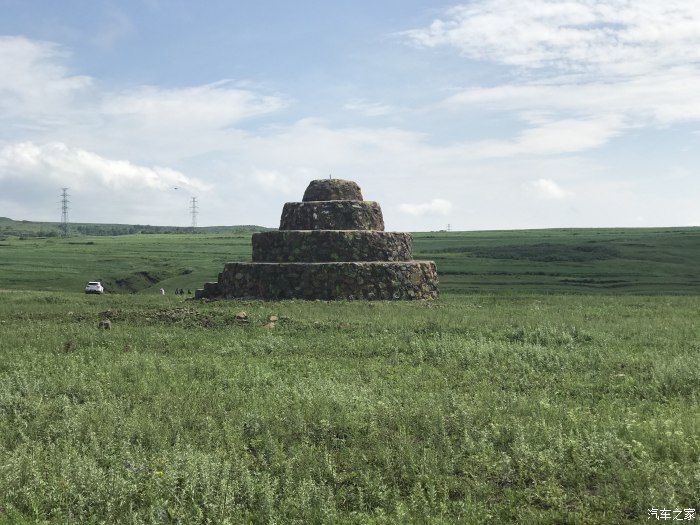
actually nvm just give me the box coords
[0,0,699,231]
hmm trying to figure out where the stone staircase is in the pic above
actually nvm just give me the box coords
[195,179,438,300]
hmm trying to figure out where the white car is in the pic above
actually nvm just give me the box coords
[85,281,105,294]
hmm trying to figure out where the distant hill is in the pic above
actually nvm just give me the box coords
[0,217,273,238]
[418,227,700,294]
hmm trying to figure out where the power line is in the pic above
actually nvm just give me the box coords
[189,196,198,228]
[60,188,69,237]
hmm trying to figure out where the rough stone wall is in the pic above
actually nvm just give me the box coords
[196,178,438,301]
[252,230,412,262]
[197,261,438,300]
[279,201,384,231]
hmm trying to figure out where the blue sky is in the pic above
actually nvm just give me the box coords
[1,0,699,230]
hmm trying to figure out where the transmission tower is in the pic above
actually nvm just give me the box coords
[447,223,451,232]
[60,188,69,237]
[189,196,198,228]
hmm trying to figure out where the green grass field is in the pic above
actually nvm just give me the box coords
[1,227,699,295]
[0,228,698,523]
[0,217,268,238]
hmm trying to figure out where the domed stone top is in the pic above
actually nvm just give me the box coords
[302,179,363,202]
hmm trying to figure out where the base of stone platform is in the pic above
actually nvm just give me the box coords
[195,261,438,300]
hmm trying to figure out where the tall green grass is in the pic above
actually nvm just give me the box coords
[0,291,697,523]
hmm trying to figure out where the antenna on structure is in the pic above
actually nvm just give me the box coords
[60,188,69,237]
[189,196,198,228]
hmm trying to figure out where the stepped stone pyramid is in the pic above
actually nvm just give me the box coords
[195,179,438,300]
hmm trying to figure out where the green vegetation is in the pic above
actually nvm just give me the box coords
[0,227,697,522]
[0,217,269,238]
[421,227,700,295]
[0,233,250,295]
[0,227,698,294]
[0,291,697,523]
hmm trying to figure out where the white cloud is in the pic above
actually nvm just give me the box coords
[0,36,92,122]
[102,82,287,129]
[444,69,700,128]
[0,141,211,225]
[404,1,700,76]
[0,35,290,169]
[344,99,393,117]
[407,1,700,152]
[464,116,624,158]
[399,198,453,216]
[525,178,570,200]
[0,141,206,192]
[253,170,296,195]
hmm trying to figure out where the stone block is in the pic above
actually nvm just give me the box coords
[280,201,384,230]
[198,261,438,300]
[252,230,412,262]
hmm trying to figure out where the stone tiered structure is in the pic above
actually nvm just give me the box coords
[195,179,438,300]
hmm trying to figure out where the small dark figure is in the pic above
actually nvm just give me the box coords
[98,319,111,330]
[187,289,192,295]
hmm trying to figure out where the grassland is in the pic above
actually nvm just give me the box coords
[422,227,700,295]
[0,228,698,523]
[1,227,698,295]
[0,217,269,238]
[0,291,697,523]
[0,233,252,295]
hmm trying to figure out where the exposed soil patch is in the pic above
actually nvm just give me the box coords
[109,271,162,293]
